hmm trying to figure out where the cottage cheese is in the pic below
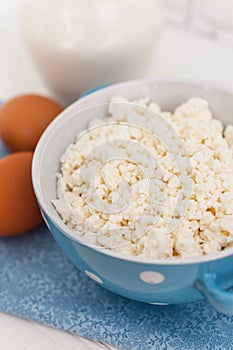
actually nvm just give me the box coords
[52,97,233,259]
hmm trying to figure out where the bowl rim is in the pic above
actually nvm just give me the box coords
[32,78,233,266]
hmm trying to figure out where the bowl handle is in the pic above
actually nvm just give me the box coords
[195,273,233,314]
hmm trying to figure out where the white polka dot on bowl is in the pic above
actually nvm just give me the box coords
[139,271,164,284]
[85,270,103,284]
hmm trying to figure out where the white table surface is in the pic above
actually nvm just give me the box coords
[0,1,233,349]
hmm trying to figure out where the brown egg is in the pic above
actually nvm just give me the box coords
[0,152,42,236]
[0,94,63,151]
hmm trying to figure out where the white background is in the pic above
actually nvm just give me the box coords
[0,0,233,102]
[0,0,233,349]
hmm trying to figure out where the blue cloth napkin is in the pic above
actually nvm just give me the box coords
[0,139,233,350]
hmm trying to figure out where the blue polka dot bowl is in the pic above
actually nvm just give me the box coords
[32,80,233,314]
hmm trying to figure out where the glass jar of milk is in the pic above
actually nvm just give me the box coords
[22,0,162,105]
